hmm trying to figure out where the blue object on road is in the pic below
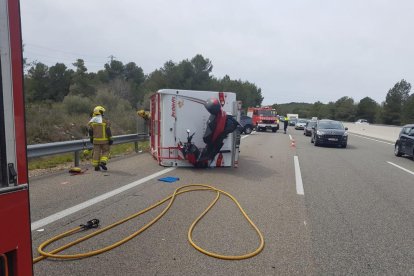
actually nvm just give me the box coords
[158,176,180,183]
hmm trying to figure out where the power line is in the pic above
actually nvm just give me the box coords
[24,50,107,65]
[25,42,109,61]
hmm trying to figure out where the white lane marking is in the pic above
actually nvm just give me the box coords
[387,161,414,176]
[294,156,304,195]
[289,134,293,141]
[241,131,256,139]
[31,167,176,231]
[350,133,394,145]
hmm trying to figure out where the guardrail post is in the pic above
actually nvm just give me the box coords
[134,142,139,153]
[74,151,80,167]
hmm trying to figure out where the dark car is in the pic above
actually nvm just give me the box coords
[303,120,316,136]
[240,115,254,134]
[311,119,348,148]
[394,124,414,159]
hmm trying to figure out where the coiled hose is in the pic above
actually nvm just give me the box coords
[33,184,264,263]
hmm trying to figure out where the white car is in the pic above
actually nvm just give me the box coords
[295,119,308,130]
[355,119,369,124]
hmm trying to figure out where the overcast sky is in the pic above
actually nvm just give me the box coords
[21,0,414,105]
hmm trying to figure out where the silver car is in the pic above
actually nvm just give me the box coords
[295,119,308,130]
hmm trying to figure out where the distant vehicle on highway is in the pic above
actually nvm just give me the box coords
[295,119,308,130]
[394,124,414,159]
[304,120,316,136]
[311,119,348,148]
[355,119,369,124]
[240,115,254,134]
[289,118,298,126]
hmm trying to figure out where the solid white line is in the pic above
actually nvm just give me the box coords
[350,133,394,145]
[387,161,414,176]
[31,167,176,231]
[294,156,304,195]
[241,131,256,139]
[289,134,293,141]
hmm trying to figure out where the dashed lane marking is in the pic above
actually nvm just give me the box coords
[294,156,304,195]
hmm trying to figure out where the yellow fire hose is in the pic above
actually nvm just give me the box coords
[33,184,264,263]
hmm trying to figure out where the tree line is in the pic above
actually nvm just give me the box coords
[23,54,264,143]
[24,54,263,109]
[273,79,414,125]
[23,52,413,144]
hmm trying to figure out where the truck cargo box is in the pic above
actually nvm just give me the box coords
[150,89,241,167]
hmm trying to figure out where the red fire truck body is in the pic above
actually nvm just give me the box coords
[247,106,279,132]
[0,0,33,275]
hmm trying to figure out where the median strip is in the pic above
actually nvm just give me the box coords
[387,161,414,176]
[350,133,394,145]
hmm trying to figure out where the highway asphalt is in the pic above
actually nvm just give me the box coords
[30,129,414,275]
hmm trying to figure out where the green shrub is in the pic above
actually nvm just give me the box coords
[63,95,93,115]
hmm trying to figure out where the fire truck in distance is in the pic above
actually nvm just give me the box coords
[247,106,279,132]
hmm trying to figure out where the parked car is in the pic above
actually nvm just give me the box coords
[295,119,308,130]
[303,120,316,136]
[394,124,414,159]
[311,119,348,148]
[355,119,369,124]
[240,115,254,134]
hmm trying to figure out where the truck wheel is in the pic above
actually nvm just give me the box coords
[272,128,277,133]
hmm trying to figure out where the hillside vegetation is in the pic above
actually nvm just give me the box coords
[24,55,264,144]
[24,53,414,145]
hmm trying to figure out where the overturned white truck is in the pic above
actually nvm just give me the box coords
[150,89,242,167]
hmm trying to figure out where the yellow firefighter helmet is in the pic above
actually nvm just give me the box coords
[137,109,151,120]
[93,106,106,116]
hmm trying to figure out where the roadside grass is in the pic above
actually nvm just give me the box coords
[28,141,149,170]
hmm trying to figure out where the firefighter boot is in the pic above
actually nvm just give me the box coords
[99,162,108,171]
[94,166,100,171]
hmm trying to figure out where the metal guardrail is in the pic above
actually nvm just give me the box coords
[27,133,149,166]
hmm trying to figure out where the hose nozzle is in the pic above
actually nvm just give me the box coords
[80,219,100,230]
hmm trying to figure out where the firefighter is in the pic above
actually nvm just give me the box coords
[283,115,289,134]
[137,109,151,134]
[137,109,151,120]
[88,106,113,171]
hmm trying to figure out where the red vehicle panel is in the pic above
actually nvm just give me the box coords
[0,0,33,275]
[247,106,279,132]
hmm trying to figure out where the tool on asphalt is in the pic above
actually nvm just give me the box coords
[69,167,88,175]
[158,176,180,183]
[33,184,265,263]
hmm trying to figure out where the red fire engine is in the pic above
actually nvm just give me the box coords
[247,106,279,132]
[0,0,33,275]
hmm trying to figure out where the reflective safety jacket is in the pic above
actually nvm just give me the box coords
[88,117,112,144]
